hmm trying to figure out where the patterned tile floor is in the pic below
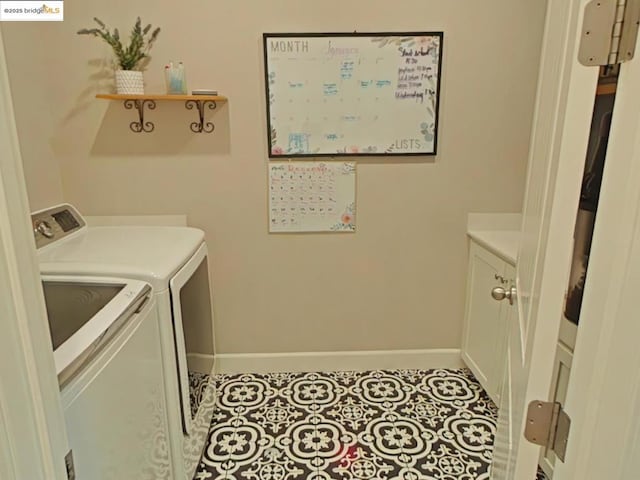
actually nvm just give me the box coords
[190,371,212,419]
[193,368,500,480]
[536,467,549,480]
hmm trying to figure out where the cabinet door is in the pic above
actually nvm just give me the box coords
[492,262,516,404]
[462,241,507,401]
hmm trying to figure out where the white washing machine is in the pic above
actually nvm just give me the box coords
[32,204,217,480]
[44,275,172,479]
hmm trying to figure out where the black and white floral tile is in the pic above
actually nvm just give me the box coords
[193,368,500,480]
[537,467,550,480]
[190,371,212,419]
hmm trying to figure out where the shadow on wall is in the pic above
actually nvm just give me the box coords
[56,58,115,126]
[351,153,438,165]
[90,101,231,156]
[50,57,231,157]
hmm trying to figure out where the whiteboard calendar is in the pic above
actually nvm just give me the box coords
[269,162,356,233]
[263,32,443,157]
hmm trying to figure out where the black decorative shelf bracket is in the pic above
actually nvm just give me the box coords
[123,99,156,133]
[185,100,217,133]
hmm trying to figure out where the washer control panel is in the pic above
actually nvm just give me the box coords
[31,204,86,249]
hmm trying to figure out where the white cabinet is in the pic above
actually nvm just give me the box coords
[462,240,515,403]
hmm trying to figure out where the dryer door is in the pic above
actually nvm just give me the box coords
[169,242,214,434]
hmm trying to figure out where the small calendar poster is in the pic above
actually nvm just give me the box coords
[268,162,356,233]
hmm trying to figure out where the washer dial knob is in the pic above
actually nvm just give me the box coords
[35,220,54,239]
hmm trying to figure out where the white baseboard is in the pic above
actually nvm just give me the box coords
[187,353,215,374]
[214,349,463,375]
[460,351,491,398]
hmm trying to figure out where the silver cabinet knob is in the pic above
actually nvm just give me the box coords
[491,286,517,305]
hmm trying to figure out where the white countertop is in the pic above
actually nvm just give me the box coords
[467,213,521,264]
[467,230,520,265]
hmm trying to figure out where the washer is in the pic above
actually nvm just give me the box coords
[32,204,216,480]
[44,275,172,479]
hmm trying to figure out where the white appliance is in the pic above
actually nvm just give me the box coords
[43,275,172,479]
[32,204,216,480]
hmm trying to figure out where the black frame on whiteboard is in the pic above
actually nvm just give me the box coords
[263,31,444,158]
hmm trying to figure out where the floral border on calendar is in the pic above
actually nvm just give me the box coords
[331,202,356,232]
[341,162,356,175]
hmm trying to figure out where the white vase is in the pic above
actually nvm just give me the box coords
[115,70,144,95]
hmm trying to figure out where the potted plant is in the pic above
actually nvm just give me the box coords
[78,17,160,95]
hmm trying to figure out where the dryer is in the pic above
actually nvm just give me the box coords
[32,204,216,480]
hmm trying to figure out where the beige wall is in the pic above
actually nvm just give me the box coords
[2,25,64,211]
[3,0,545,354]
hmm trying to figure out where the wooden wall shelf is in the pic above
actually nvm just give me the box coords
[96,94,227,133]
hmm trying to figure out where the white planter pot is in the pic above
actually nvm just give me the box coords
[115,70,144,95]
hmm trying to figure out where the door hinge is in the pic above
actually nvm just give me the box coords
[524,401,571,462]
[579,0,640,66]
[64,450,76,480]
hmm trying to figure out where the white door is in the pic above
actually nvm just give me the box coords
[553,18,640,479]
[0,27,69,480]
[490,0,602,478]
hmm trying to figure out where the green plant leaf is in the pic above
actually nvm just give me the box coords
[78,16,160,71]
[77,28,99,35]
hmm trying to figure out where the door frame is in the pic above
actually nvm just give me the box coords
[0,26,68,480]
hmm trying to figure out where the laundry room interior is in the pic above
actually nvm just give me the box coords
[3,0,634,479]
[5,0,543,356]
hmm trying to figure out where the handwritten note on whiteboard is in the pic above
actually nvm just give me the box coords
[269,162,356,233]
[263,32,443,157]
